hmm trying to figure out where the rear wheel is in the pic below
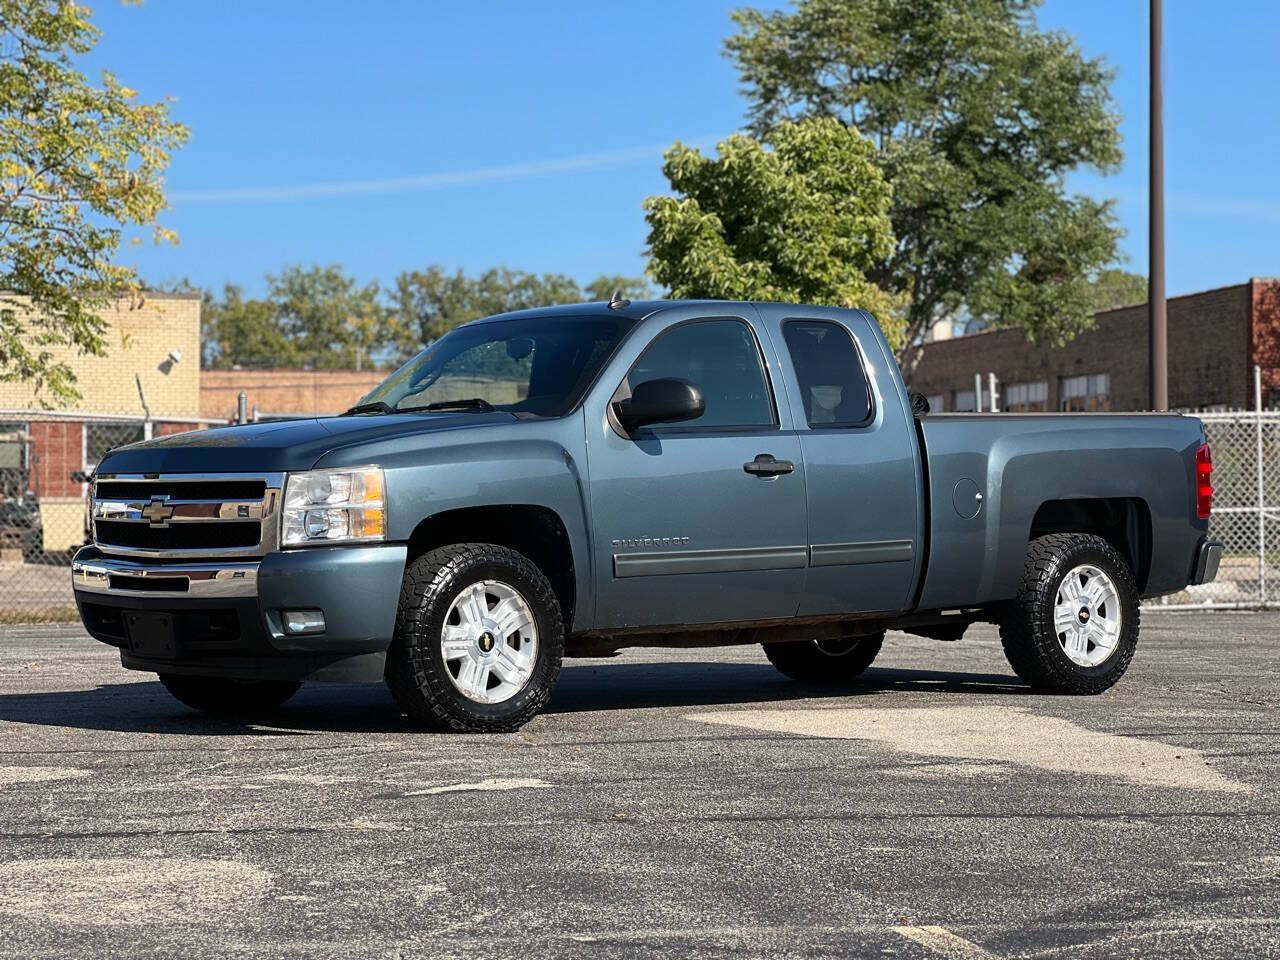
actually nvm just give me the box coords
[159,674,300,717]
[998,533,1140,694]
[763,632,884,683]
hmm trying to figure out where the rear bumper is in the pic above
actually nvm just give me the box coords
[1190,538,1224,586]
[71,543,407,683]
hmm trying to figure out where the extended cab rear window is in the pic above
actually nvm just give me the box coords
[782,320,873,427]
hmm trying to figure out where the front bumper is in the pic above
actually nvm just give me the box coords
[72,543,407,683]
[1190,538,1224,586]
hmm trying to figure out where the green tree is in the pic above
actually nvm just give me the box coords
[726,0,1123,366]
[0,0,187,402]
[644,118,900,341]
[267,265,388,370]
[583,275,652,303]
[1090,268,1147,311]
[201,285,298,370]
[392,266,648,358]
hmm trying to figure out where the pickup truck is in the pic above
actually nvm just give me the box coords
[72,299,1222,731]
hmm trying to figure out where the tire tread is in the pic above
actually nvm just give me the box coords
[998,532,1139,695]
[385,542,564,733]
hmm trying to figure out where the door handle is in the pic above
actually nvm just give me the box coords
[743,454,795,477]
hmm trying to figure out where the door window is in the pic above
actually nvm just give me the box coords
[782,321,873,426]
[624,319,775,429]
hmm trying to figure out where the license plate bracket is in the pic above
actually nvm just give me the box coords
[124,611,180,659]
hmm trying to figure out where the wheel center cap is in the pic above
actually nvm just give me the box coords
[1077,608,1091,624]
[477,631,496,653]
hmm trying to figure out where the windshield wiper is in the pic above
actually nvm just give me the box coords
[404,398,496,413]
[342,400,395,416]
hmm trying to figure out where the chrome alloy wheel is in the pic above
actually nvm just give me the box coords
[440,580,539,704]
[1053,564,1123,667]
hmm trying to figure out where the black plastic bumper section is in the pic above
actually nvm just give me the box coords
[1190,538,1223,586]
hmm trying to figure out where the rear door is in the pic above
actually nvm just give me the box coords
[584,305,808,629]
[761,306,924,615]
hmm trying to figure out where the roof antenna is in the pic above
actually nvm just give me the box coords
[608,289,630,310]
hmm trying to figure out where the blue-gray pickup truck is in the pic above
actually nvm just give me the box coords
[72,299,1222,731]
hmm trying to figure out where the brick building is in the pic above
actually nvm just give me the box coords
[200,368,384,421]
[908,278,1280,412]
[0,292,205,551]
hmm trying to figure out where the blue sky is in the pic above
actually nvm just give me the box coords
[86,0,1280,299]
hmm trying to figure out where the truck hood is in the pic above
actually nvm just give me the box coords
[95,411,518,475]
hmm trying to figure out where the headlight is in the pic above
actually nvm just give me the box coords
[282,467,386,546]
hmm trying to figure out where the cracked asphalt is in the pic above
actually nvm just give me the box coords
[0,613,1277,959]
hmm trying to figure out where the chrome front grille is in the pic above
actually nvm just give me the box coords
[91,473,283,559]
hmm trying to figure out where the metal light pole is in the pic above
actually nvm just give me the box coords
[1149,0,1168,411]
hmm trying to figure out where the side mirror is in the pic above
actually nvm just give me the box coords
[614,378,705,432]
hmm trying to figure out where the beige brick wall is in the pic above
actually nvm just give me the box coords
[0,293,201,418]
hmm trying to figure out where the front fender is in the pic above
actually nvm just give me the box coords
[314,415,595,629]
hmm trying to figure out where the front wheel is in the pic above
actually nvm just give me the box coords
[385,543,564,732]
[998,533,1140,694]
[763,632,885,683]
[159,674,300,717]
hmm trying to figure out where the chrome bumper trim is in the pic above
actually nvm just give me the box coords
[72,557,260,599]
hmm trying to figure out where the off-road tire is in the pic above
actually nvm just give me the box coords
[385,543,564,733]
[998,533,1140,694]
[158,674,301,717]
[763,632,885,683]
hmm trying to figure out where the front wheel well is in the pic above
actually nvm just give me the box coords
[405,505,576,631]
[1028,497,1152,592]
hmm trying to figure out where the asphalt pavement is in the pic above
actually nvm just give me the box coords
[0,614,1277,959]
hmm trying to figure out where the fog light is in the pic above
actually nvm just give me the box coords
[283,610,325,635]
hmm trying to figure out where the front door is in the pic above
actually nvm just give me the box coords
[585,308,808,629]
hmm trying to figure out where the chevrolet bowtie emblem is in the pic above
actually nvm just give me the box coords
[140,496,175,527]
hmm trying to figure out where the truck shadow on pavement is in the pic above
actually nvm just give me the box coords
[0,661,1028,737]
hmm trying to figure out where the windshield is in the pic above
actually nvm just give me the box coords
[361,314,632,418]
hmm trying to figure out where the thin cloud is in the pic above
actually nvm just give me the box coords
[167,138,719,206]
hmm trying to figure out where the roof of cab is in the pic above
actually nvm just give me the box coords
[466,299,761,325]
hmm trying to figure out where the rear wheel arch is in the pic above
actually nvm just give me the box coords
[1028,497,1152,593]
[405,504,576,631]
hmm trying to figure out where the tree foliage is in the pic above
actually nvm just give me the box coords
[391,266,649,361]
[201,285,298,370]
[0,0,187,401]
[726,0,1124,363]
[267,265,386,370]
[644,118,900,342]
[1090,268,1147,311]
[201,265,649,369]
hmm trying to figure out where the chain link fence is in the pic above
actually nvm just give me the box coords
[1154,410,1280,609]
[0,412,224,622]
[1,407,1276,623]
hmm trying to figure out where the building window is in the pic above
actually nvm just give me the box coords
[1059,373,1111,412]
[84,422,146,474]
[1006,381,1048,413]
[0,421,30,498]
[952,389,976,412]
[926,394,945,413]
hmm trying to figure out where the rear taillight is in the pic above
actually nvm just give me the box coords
[1196,442,1213,520]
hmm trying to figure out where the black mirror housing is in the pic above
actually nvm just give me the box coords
[615,378,706,432]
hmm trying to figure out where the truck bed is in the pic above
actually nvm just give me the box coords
[914,412,1207,609]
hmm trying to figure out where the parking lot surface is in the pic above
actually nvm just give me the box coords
[0,614,1277,959]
